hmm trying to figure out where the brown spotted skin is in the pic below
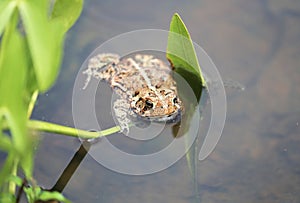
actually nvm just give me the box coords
[83,53,183,129]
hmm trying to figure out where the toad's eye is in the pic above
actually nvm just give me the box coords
[145,100,153,109]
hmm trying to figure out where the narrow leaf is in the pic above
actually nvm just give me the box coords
[167,14,204,199]
[6,175,23,187]
[0,0,17,36]
[167,13,205,99]
[0,153,15,188]
[38,191,71,203]
[0,133,13,152]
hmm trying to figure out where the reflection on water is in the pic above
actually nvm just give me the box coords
[24,0,300,202]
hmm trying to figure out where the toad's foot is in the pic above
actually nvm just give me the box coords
[113,98,131,135]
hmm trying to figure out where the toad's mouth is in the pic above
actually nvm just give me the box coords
[131,108,182,123]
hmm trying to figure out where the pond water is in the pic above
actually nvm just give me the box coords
[30,1,300,202]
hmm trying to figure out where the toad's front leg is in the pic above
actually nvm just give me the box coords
[113,98,131,135]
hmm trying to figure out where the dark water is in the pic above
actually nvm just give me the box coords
[30,1,300,202]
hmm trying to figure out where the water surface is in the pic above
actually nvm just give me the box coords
[31,1,300,202]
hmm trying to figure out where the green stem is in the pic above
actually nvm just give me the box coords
[27,90,39,119]
[27,120,121,139]
[8,158,19,194]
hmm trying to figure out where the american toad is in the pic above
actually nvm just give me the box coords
[83,53,183,133]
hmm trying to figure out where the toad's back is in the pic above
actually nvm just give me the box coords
[83,53,183,125]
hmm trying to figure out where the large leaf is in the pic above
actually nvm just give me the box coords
[0,0,17,36]
[167,13,205,99]
[51,0,84,33]
[18,0,65,92]
[0,11,33,177]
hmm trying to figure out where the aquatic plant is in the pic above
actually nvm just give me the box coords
[0,0,204,200]
[0,0,83,202]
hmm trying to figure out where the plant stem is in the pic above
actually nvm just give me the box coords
[8,158,19,194]
[27,90,39,119]
[27,120,121,139]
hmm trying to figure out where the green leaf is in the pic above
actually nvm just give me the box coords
[19,0,65,92]
[38,191,71,203]
[167,13,205,99]
[0,193,16,203]
[0,153,15,188]
[0,0,17,36]
[5,175,23,187]
[25,186,71,203]
[0,133,13,152]
[24,186,39,203]
[0,11,33,178]
[51,0,84,33]
[167,14,205,200]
